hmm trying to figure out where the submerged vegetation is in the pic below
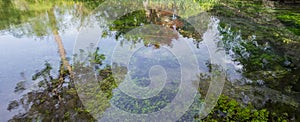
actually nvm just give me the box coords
[1,0,300,121]
[209,0,300,121]
[8,51,290,121]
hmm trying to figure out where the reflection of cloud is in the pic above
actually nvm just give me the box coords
[75,0,226,121]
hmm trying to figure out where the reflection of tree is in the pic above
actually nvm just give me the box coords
[190,62,296,121]
[47,7,73,91]
[0,0,105,77]
[110,9,205,49]
[8,50,125,121]
[2,1,107,121]
[8,62,95,121]
[0,0,101,37]
[0,0,105,97]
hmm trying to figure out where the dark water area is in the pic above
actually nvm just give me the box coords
[0,0,299,121]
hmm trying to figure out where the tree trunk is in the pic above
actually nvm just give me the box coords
[48,8,73,77]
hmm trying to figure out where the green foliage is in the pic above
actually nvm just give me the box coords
[0,0,102,38]
[111,10,149,39]
[277,11,300,35]
[9,63,95,121]
[110,7,205,48]
[203,95,271,121]
[195,0,218,11]
[277,12,300,26]
[5,0,300,121]
[211,0,300,96]
[210,0,300,44]
[89,48,106,65]
[219,25,300,93]
[73,48,130,119]
[220,25,285,72]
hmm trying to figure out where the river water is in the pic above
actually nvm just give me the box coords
[0,0,299,121]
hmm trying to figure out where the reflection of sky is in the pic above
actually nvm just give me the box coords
[99,26,219,121]
[98,35,117,66]
[97,34,211,74]
[0,6,244,121]
[0,27,78,121]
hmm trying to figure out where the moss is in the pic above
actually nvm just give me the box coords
[202,95,289,122]
[276,11,300,35]
[208,2,300,120]
[265,100,299,121]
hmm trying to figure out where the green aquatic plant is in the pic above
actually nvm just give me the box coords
[220,25,286,72]
[195,0,218,11]
[220,24,300,94]
[277,10,300,36]
[8,49,117,121]
[89,48,106,65]
[4,0,300,121]
[202,95,286,122]
[8,62,95,121]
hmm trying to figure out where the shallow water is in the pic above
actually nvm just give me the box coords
[0,19,78,121]
[0,0,299,121]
